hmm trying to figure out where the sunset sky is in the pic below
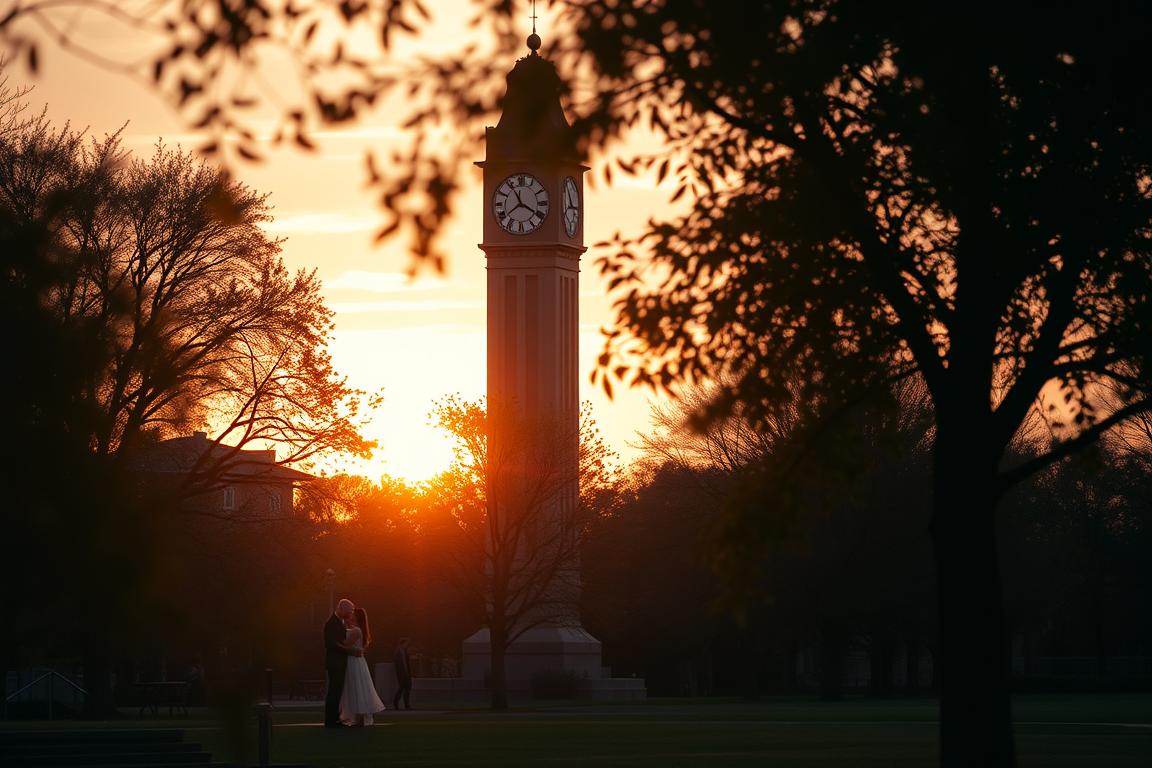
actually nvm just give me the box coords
[15,1,668,481]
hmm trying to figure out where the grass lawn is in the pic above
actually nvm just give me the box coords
[5,695,1149,766]
[253,696,1150,768]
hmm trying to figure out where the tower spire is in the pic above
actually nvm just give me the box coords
[527,0,541,53]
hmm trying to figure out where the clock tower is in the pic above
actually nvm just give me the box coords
[461,30,605,689]
[480,33,585,427]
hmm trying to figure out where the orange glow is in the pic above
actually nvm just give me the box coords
[18,2,671,484]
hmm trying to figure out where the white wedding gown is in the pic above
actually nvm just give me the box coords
[339,626,386,724]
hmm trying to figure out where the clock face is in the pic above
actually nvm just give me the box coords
[493,173,549,234]
[562,176,580,237]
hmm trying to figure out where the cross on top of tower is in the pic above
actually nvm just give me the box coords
[527,0,542,52]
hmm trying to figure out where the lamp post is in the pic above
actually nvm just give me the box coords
[325,568,335,614]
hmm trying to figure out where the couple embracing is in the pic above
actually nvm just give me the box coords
[324,598,386,727]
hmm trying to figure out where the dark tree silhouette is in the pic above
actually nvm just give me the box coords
[580,463,725,696]
[1000,443,1152,684]
[0,0,519,267]
[291,473,479,682]
[635,377,937,699]
[6,5,1152,761]
[573,6,1152,765]
[0,104,375,713]
[429,395,616,708]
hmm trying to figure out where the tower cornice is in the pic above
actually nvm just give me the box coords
[480,243,585,258]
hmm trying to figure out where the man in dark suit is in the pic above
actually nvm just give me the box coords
[393,637,412,710]
[324,598,358,727]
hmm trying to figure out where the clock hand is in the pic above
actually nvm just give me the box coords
[505,189,528,213]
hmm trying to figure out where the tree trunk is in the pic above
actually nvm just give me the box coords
[742,626,761,701]
[786,639,799,693]
[905,635,921,693]
[932,428,1015,767]
[489,624,508,710]
[927,641,939,693]
[82,640,116,718]
[818,623,845,702]
[869,628,895,697]
[701,644,714,696]
[1092,595,1107,680]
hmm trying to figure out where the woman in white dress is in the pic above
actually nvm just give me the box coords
[339,607,386,726]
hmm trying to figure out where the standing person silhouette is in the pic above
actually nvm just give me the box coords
[339,608,386,726]
[324,598,358,727]
[393,637,412,710]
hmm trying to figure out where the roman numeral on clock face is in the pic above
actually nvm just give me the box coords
[493,172,549,234]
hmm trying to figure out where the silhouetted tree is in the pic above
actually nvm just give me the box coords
[1001,443,1152,683]
[429,395,616,708]
[0,0,521,266]
[0,65,36,138]
[292,473,476,681]
[0,103,375,713]
[638,378,799,480]
[724,384,935,701]
[568,7,1152,765]
[581,462,723,696]
[632,377,936,699]
[7,7,1152,762]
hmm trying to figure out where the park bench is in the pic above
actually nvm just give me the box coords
[135,681,189,717]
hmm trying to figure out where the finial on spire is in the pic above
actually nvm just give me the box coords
[527,0,541,52]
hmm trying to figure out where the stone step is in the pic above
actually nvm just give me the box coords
[0,730,213,767]
[0,731,185,746]
[0,742,200,757]
[0,764,231,768]
[3,751,213,766]
[0,728,312,768]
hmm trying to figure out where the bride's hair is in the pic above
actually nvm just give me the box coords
[353,607,371,648]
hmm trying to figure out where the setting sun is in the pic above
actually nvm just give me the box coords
[9,0,667,482]
[7,3,1152,764]
[327,320,484,483]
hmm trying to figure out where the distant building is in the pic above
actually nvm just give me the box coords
[126,430,313,518]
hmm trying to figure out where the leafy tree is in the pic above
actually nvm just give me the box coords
[1001,445,1152,682]
[0,0,518,266]
[429,395,616,708]
[635,377,936,699]
[735,386,935,700]
[569,6,1152,765]
[581,463,724,696]
[7,4,1152,762]
[638,378,796,480]
[0,64,36,138]
[0,102,375,712]
[293,472,477,680]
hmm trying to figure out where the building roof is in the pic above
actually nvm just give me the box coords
[125,431,314,484]
[487,47,578,162]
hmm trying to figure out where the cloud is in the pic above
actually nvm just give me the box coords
[330,299,483,314]
[262,211,380,234]
[326,270,447,293]
[338,323,483,340]
[126,124,406,151]
[611,173,674,190]
[124,132,210,148]
[311,126,405,140]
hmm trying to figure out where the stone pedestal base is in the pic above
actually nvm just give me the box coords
[373,626,647,707]
[462,625,605,682]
